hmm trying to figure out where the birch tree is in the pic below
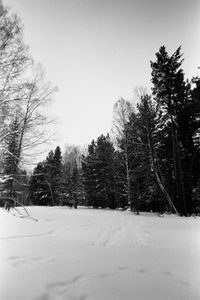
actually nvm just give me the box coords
[112,98,135,209]
[0,3,31,148]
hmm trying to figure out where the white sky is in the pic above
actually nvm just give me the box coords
[3,0,200,150]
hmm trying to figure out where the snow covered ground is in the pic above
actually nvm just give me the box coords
[0,206,200,300]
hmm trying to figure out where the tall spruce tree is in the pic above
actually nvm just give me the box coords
[28,161,49,205]
[151,46,200,215]
[96,134,117,209]
[51,146,64,205]
[82,140,99,207]
[82,135,117,209]
[137,95,177,213]
[151,46,188,215]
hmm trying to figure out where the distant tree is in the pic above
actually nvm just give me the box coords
[96,134,117,209]
[29,161,48,206]
[133,86,148,107]
[117,110,150,213]
[63,144,84,207]
[44,146,63,205]
[29,146,64,206]
[111,98,134,145]
[82,134,117,209]
[82,139,100,207]
[111,98,134,208]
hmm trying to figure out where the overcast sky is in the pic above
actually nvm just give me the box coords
[3,0,200,149]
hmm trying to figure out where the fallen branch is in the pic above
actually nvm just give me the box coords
[1,196,38,221]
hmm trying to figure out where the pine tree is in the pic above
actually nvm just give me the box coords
[29,161,49,205]
[151,46,189,215]
[29,146,64,206]
[82,135,117,209]
[96,134,117,209]
[82,140,100,207]
[51,146,64,205]
[137,95,177,213]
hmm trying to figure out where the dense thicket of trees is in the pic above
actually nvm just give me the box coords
[81,47,200,215]
[29,146,64,206]
[149,46,200,215]
[29,145,83,208]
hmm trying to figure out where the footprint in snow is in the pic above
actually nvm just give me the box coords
[46,274,83,293]
[42,275,86,300]
[180,280,190,287]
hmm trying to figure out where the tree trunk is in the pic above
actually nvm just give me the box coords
[170,114,187,215]
[125,149,132,209]
[146,110,178,214]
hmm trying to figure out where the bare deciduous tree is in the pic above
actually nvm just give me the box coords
[111,98,134,208]
[0,4,31,150]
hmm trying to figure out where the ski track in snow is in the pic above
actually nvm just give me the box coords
[0,229,55,240]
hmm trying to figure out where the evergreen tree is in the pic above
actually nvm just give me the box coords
[118,109,151,213]
[82,135,117,209]
[51,146,64,204]
[82,139,101,207]
[29,161,49,205]
[174,76,200,214]
[150,46,194,215]
[137,95,177,213]
[96,134,117,209]
[29,146,64,206]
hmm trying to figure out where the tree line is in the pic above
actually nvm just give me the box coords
[0,3,199,216]
[82,46,200,216]
[29,45,200,216]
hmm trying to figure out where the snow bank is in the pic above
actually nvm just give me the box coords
[0,207,200,300]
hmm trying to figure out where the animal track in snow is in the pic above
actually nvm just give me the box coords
[44,275,85,300]
[47,274,83,290]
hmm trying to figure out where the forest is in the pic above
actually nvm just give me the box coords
[0,2,200,217]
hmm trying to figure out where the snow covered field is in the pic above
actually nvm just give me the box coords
[0,207,200,300]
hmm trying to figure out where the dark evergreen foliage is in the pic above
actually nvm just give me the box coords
[150,46,200,215]
[82,134,117,209]
[29,146,64,206]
